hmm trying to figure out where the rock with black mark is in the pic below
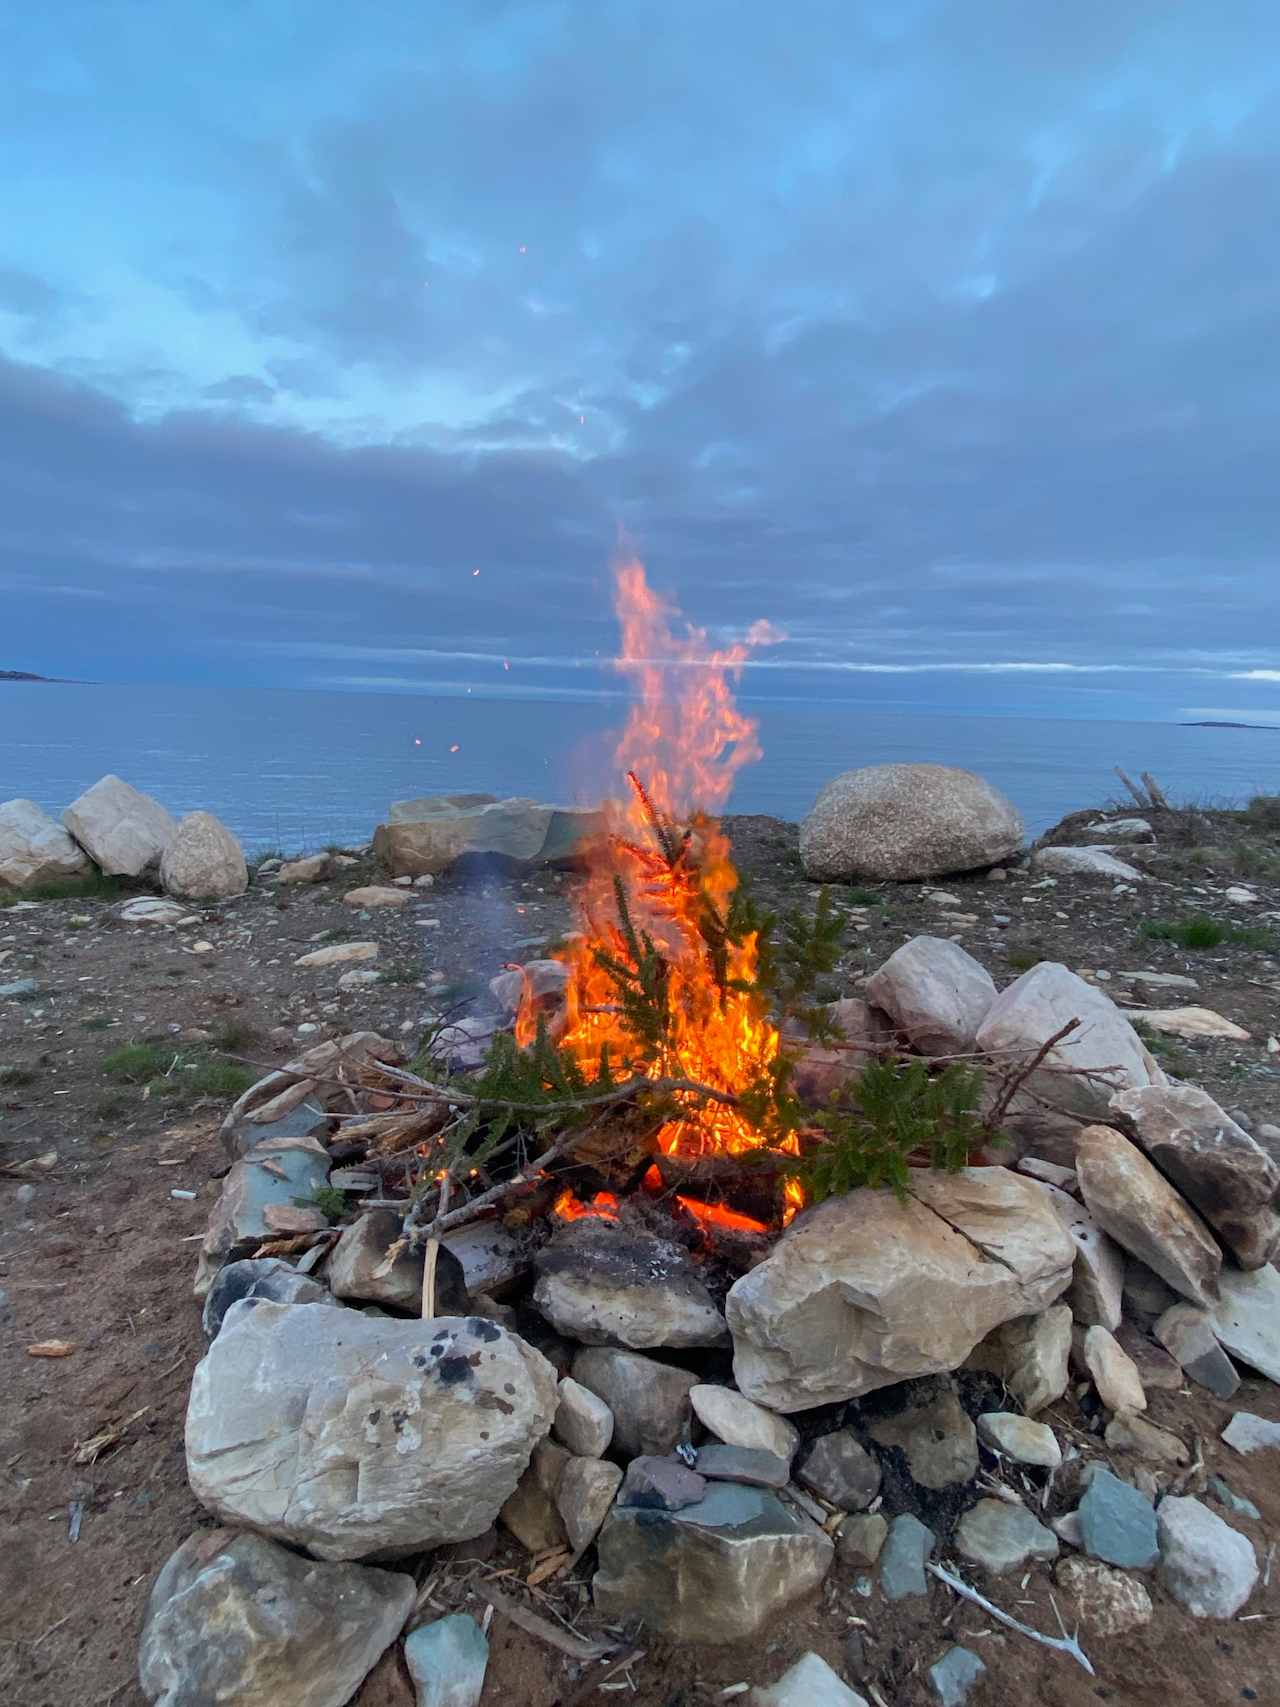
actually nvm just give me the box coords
[927,1646,987,1707]
[1076,1125,1221,1307]
[0,798,92,891]
[556,1455,623,1555]
[1210,1262,1280,1383]
[185,1303,558,1560]
[695,1444,790,1488]
[1077,1468,1158,1570]
[1154,1303,1239,1398]
[967,1303,1072,1416]
[879,1513,935,1601]
[751,1651,868,1707]
[403,1613,489,1707]
[1157,1496,1258,1618]
[864,936,997,1056]
[63,773,177,876]
[571,1347,697,1459]
[796,1428,882,1509]
[592,1481,833,1642]
[1055,1557,1153,1636]
[869,1384,978,1490]
[201,1257,337,1340]
[193,1137,333,1299]
[954,1498,1058,1574]
[327,1210,467,1315]
[1038,1181,1125,1331]
[553,1377,613,1458]
[499,1438,569,1553]
[1082,1325,1147,1414]
[976,1412,1061,1469]
[533,1217,727,1350]
[137,1528,414,1707]
[690,1384,799,1463]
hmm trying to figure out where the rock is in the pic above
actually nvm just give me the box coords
[1110,1085,1280,1269]
[868,1386,978,1490]
[976,1412,1061,1469]
[138,1528,414,1707]
[1076,1125,1221,1307]
[1154,1304,1239,1398]
[954,1498,1058,1573]
[727,1168,1074,1410]
[1077,1468,1158,1569]
[1085,817,1153,842]
[1116,1322,1184,1392]
[439,1222,526,1297]
[1210,1263,1280,1383]
[796,1430,882,1509]
[186,1303,558,1559]
[1104,1412,1189,1468]
[1129,1007,1251,1041]
[967,1303,1073,1416]
[193,1137,333,1298]
[1157,1496,1258,1618]
[798,763,1024,882]
[296,942,380,968]
[572,1348,697,1458]
[1033,847,1144,880]
[0,977,39,998]
[1117,969,1200,990]
[1055,1557,1153,1636]
[0,798,92,891]
[1082,1325,1147,1414]
[533,1218,727,1349]
[225,1095,332,1160]
[499,1438,570,1552]
[1208,1477,1261,1520]
[489,959,570,1015]
[339,969,382,991]
[975,964,1162,1120]
[619,1455,707,1511]
[1038,1182,1125,1330]
[1222,1411,1280,1453]
[202,1257,336,1339]
[403,1615,489,1707]
[1053,1511,1083,1548]
[1122,1256,1181,1325]
[278,855,333,884]
[159,811,248,900]
[879,1513,935,1601]
[556,1455,623,1554]
[1016,1156,1078,1191]
[328,1211,467,1315]
[695,1444,790,1487]
[120,897,187,925]
[927,1646,986,1707]
[593,1481,833,1642]
[690,1384,799,1463]
[554,1378,614,1457]
[864,937,997,1056]
[63,774,177,876]
[752,1652,867,1707]
[837,1512,888,1566]
[342,886,411,909]
[373,796,604,879]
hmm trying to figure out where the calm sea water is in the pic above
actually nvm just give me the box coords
[2,684,1277,854]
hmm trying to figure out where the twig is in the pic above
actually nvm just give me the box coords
[927,1563,1095,1675]
[472,1584,614,1660]
[405,1126,593,1247]
[421,1173,452,1317]
[983,1018,1081,1135]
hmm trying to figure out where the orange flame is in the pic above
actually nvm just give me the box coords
[552,1188,620,1222]
[523,555,801,1221]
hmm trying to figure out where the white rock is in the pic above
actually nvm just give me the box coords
[556,1455,623,1556]
[63,774,177,876]
[1037,1181,1125,1330]
[553,1378,614,1458]
[1082,1325,1147,1414]
[1085,818,1153,842]
[1055,1557,1153,1635]
[0,798,92,891]
[119,897,187,926]
[690,1385,800,1462]
[1222,1411,1280,1454]
[865,936,997,1056]
[160,811,248,900]
[1225,886,1258,904]
[799,763,1024,882]
[278,854,332,884]
[338,969,382,991]
[1033,847,1144,880]
[976,1412,1062,1469]
[1129,1007,1251,1041]
[1211,1265,1280,1383]
[185,1302,558,1560]
[342,886,410,908]
[752,1652,868,1707]
[295,942,379,968]
[1157,1496,1258,1618]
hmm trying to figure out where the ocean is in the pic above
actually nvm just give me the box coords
[2,683,1277,855]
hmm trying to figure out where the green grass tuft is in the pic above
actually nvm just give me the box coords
[1139,916,1272,951]
[102,1042,173,1083]
[0,872,132,909]
[845,887,886,907]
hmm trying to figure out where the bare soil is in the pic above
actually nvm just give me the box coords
[1,811,1278,1707]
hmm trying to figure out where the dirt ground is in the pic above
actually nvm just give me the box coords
[1,808,1279,1707]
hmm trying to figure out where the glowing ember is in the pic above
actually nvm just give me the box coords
[522,556,801,1220]
[553,1188,620,1222]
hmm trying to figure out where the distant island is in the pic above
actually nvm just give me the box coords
[0,669,76,683]
[1182,719,1279,730]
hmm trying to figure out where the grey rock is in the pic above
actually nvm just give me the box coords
[1054,1557,1153,1635]
[864,936,997,1056]
[1038,1181,1125,1331]
[837,1513,888,1567]
[1154,1303,1239,1398]
[327,1209,467,1315]
[1211,1264,1280,1383]
[373,795,604,878]
[0,797,92,891]
[1077,1469,1158,1570]
[64,774,177,876]
[1085,817,1153,842]
[553,1377,614,1458]
[752,1652,868,1707]
[403,1614,489,1707]
[976,1412,1061,1469]
[193,1137,333,1299]
[798,763,1023,882]
[1221,1411,1280,1454]
[277,854,333,884]
[619,1455,708,1511]
[1207,1477,1261,1521]
[201,1257,336,1340]
[1157,1495,1258,1618]
[690,1384,799,1462]
[0,978,38,998]
[185,1303,558,1560]
[499,1438,570,1552]
[160,811,248,901]
[789,996,893,1104]
[137,1528,413,1707]
[954,1498,1058,1574]
[489,959,570,1015]
[797,1430,882,1509]
[224,1096,332,1161]
[868,1387,978,1490]
[879,1513,936,1601]
[572,1347,697,1459]
[1115,1321,1184,1391]
[1103,1412,1189,1468]
[1122,1256,1180,1326]
[1076,1124,1221,1307]
[928,1646,987,1707]
[592,1481,834,1642]
[556,1454,623,1555]
[534,1217,727,1349]
[440,1220,526,1296]
[967,1303,1072,1416]
[1032,846,1143,880]
[695,1444,791,1487]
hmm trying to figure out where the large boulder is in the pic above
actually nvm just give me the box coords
[186,1303,558,1560]
[373,794,604,878]
[726,1167,1074,1412]
[865,936,998,1056]
[975,963,1163,1120]
[159,811,248,900]
[137,1528,413,1707]
[63,773,177,876]
[798,764,1023,882]
[1110,1085,1280,1270]
[1076,1125,1222,1308]
[533,1218,728,1350]
[0,798,93,891]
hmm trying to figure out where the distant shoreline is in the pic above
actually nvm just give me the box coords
[0,671,88,684]
[1181,720,1279,731]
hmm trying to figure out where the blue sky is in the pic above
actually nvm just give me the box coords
[3,0,1279,725]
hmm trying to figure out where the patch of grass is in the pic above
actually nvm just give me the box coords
[184,1059,256,1098]
[380,961,425,987]
[845,887,887,907]
[1245,794,1280,832]
[1139,916,1273,951]
[0,872,131,908]
[101,1042,255,1102]
[102,1042,173,1083]
[0,1064,38,1087]
[1005,942,1048,973]
[1232,842,1280,880]
[298,1185,351,1223]
[211,1016,258,1054]
[1132,1020,1195,1076]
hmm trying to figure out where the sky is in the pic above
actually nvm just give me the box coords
[3,0,1280,726]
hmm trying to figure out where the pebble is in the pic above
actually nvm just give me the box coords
[1077,1468,1158,1569]
[0,979,38,998]
[879,1513,935,1601]
[837,1513,888,1567]
[927,1646,986,1707]
[618,1455,707,1511]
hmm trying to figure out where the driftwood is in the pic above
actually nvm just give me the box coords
[1114,766,1170,811]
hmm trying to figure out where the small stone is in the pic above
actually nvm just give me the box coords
[796,1429,882,1509]
[1053,1511,1083,1548]
[1082,1325,1147,1414]
[1221,1411,1280,1454]
[1208,1477,1261,1521]
[868,1387,977,1490]
[1154,1303,1239,1398]
[619,1455,707,1511]
[556,1455,623,1555]
[339,969,382,991]
[343,885,411,908]
[295,941,379,968]
[0,978,39,998]
[880,1513,935,1601]
[1077,1468,1158,1570]
[1157,1495,1258,1618]
[1055,1557,1153,1636]
[695,1444,790,1488]
[752,1652,868,1707]
[277,854,332,884]
[499,1439,570,1553]
[837,1513,888,1567]
[968,1304,1072,1416]
[553,1378,614,1458]
[403,1613,489,1707]
[1211,1265,1280,1384]
[572,1348,697,1460]
[927,1646,987,1707]
[954,1498,1058,1574]
[1104,1412,1189,1468]
[976,1412,1061,1469]
[690,1384,799,1463]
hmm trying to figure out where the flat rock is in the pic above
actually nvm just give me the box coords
[327,1210,467,1315]
[201,1257,336,1340]
[63,774,177,876]
[954,1498,1058,1573]
[1076,1124,1221,1307]
[592,1481,833,1642]
[868,1386,978,1490]
[1055,1558,1153,1636]
[1222,1411,1280,1453]
[1208,1476,1261,1520]
[1038,1182,1124,1330]
[1116,969,1199,990]
[1104,1412,1189,1468]
[796,1429,882,1509]
[403,1614,488,1707]
[752,1652,867,1707]
[186,1303,558,1560]
[553,1377,614,1457]
[533,1218,727,1349]
[343,886,411,908]
[1111,1085,1280,1269]
[572,1347,697,1459]
[1086,817,1153,842]
[556,1455,623,1555]
[439,1221,526,1297]
[224,1095,331,1161]
[1157,1496,1258,1618]
[1082,1325,1147,1414]
[927,1646,986,1707]
[695,1443,790,1487]
[1155,1303,1239,1398]
[160,811,248,900]
[976,1412,1061,1469]
[864,936,997,1056]
[1077,1468,1158,1570]
[0,798,92,891]
[296,942,379,968]
[120,897,187,925]
[1033,847,1144,880]
[879,1513,935,1601]
[837,1513,888,1566]
[727,1167,1074,1411]
[690,1384,799,1463]
[1128,1006,1250,1041]
[193,1137,333,1299]
[966,1303,1072,1416]
[1210,1264,1280,1383]
[619,1455,707,1511]
[138,1528,414,1707]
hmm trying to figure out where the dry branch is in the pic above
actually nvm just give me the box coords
[927,1563,1095,1674]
